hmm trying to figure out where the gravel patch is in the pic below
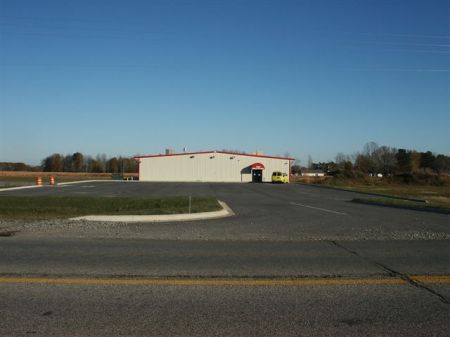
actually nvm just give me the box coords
[1,219,449,241]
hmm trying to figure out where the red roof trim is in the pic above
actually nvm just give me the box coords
[250,162,265,170]
[134,150,294,161]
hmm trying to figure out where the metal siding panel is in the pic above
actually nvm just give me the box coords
[138,153,290,182]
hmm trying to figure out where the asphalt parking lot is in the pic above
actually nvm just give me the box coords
[1,181,448,241]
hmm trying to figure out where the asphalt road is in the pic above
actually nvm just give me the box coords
[1,282,449,337]
[0,181,449,336]
[1,238,450,278]
[1,238,449,337]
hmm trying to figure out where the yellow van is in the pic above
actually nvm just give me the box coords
[271,171,288,183]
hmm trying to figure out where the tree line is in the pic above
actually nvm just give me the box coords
[292,142,450,181]
[41,152,138,173]
[0,162,40,172]
[0,153,138,173]
[2,144,449,178]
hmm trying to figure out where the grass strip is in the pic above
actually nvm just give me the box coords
[352,197,450,215]
[0,196,221,220]
[298,182,450,208]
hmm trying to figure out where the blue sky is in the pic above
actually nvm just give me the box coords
[0,0,449,165]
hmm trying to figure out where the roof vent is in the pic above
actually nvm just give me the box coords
[165,149,175,155]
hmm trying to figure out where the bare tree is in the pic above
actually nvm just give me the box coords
[42,153,63,172]
[375,146,397,175]
[62,154,72,172]
[335,152,351,164]
[72,152,84,172]
[307,155,313,169]
[363,142,379,157]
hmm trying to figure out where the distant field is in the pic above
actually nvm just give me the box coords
[296,177,450,209]
[0,196,220,220]
[327,184,450,207]
[0,171,137,188]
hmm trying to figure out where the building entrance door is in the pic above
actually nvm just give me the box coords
[252,169,263,183]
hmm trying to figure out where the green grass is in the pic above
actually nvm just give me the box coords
[0,196,221,220]
[352,197,450,214]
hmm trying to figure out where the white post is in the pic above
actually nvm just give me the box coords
[188,195,192,214]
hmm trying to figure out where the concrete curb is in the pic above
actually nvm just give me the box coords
[57,180,115,186]
[0,185,42,192]
[69,200,235,223]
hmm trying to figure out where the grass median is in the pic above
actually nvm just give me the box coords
[352,197,450,214]
[0,196,221,220]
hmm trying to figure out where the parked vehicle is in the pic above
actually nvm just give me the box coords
[271,171,288,183]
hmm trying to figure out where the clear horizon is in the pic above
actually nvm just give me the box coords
[1,0,449,166]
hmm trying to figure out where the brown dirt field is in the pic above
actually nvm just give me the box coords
[0,172,138,186]
[0,171,137,178]
[0,171,109,178]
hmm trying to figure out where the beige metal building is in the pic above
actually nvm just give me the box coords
[135,150,293,182]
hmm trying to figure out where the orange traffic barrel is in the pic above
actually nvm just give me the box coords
[49,176,55,185]
[35,177,43,186]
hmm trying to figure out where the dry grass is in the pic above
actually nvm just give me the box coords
[342,184,450,208]
[0,171,111,178]
[304,179,450,208]
[293,174,450,208]
[0,172,109,187]
[0,171,138,187]
[290,175,330,184]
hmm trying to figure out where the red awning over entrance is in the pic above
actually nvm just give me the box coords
[250,162,265,170]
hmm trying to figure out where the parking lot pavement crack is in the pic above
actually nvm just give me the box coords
[329,241,450,305]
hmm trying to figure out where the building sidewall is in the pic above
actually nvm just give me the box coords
[139,152,290,182]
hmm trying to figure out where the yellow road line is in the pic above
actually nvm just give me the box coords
[0,276,448,287]
[411,275,450,284]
